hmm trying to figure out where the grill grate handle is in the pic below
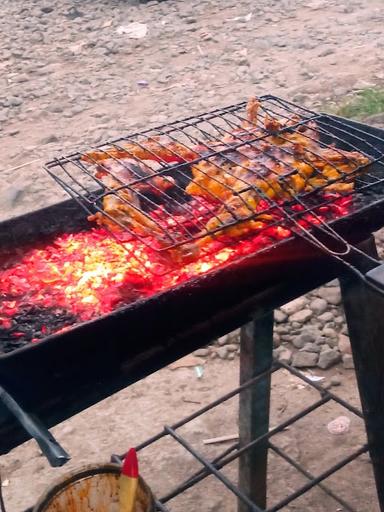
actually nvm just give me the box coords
[0,385,70,467]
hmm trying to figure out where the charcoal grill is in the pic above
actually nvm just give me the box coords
[1,96,384,509]
[42,97,384,277]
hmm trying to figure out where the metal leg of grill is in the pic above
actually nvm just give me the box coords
[238,312,274,512]
[340,236,384,512]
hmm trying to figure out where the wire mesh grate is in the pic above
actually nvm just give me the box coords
[111,361,370,512]
[44,96,384,277]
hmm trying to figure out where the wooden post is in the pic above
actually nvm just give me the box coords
[340,237,384,512]
[238,312,274,511]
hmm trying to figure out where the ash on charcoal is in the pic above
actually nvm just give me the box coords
[0,305,78,353]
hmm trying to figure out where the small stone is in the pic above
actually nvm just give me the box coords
[275,309,287,323]
[40,134,59,144]
[228,329,240,343]
[61,425,74,435]
[315,336,327,345]
[273,346,285,359]
[309,298,327,315]
[41,5,54,13]
[210,351,217,359]
[342,354,355,369]
[227,352,235,360]
[280,334,293,342]
[226,344,238,352]
[326,337,339,349]
[317,348,341,369]
[237,57,249,66]
[338,334,352,355]
[4,185,23,206]
[8,96,22,107]
[216,346,229,360]
[322,327,337,339]
[193,348,210,357]
[293,93,309,103]
[48,104,64,113]
[71,105,85,116]
[14,73,29,83]
[300,342,321,353]
[330,376,342,387]
[318,48,335,57]
[278,348,293,365]
[317,287,342,305]
[217,335,229,346]
[327,415,351,435]
[273,333,281,348]
[276,325,290,334]
[318,312,334,323]
[293,329,317,348]
[289,309,312,324]
[334,315,345,325]
[292,351,318,368]
[281,297,307,315]
[66,6,83,19]
[30,32,44,43]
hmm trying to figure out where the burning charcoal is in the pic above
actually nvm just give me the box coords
[0,305,78,353]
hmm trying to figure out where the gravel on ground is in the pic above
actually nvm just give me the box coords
[1,0,384,510]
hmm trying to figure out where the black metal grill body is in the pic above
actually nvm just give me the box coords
[0,117,384,455]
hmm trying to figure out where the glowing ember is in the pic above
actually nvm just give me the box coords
[0,194,352,350]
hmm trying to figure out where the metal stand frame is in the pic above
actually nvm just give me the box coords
[341,238,384,511]
[111,360,368,511]
[238,313,273,511]
[110,236,384,511]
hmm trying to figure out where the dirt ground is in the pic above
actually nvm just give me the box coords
[0,359,378,511]
[1,0,384,510]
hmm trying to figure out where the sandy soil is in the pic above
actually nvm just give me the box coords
[1,0,384,510]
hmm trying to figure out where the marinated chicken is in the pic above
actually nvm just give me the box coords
[83,98,370,248]
[82,139,201,165]
[87,157,175,237]
[186,127,369,237]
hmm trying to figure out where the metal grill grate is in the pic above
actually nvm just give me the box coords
[44,95,384,282]
[111,361,369,512]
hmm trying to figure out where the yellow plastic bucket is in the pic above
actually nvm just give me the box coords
[33,463,155,512]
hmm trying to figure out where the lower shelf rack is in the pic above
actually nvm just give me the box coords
[112,361,369,512]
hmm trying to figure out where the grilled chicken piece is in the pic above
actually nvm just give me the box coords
[88,174,165,237]
[189,139,368,236]
[94,158,176,195]
[88,159,176,237]
[84,97,370,251]
[82,139,201,165]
